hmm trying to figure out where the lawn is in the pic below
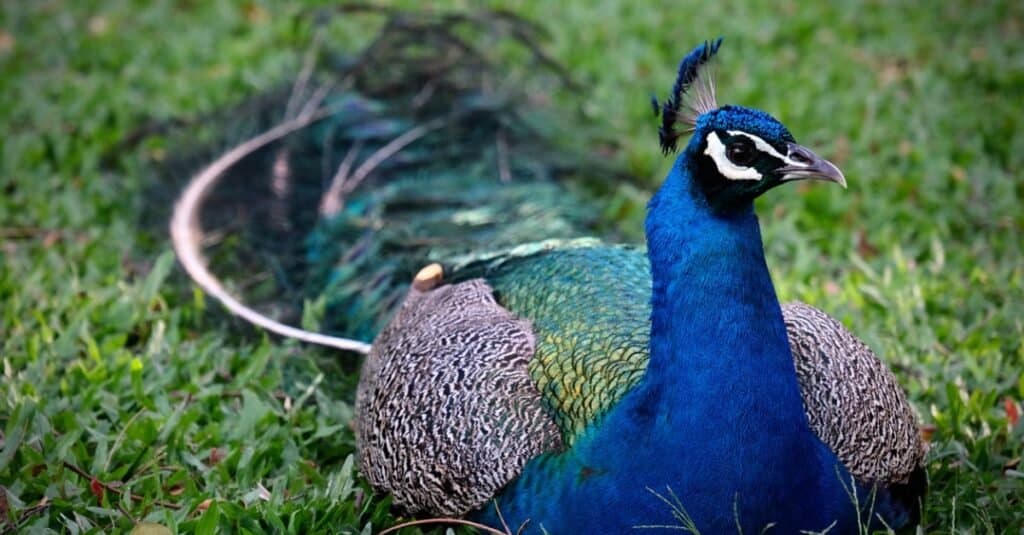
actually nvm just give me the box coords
[2,1,1022,533]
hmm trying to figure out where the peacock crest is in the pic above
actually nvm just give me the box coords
[653,37,722,154]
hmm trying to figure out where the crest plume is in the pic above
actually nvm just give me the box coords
[653,37,722,154]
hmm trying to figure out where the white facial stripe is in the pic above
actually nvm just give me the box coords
[726,130,804,168]
[703,131,762,181]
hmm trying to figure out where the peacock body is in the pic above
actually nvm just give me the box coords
[171,12,926,534]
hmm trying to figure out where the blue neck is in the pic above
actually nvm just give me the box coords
[638,157,799,414]
[612,155,841,531]
[478,154,859,533]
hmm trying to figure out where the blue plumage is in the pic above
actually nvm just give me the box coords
[474,107,882,532]
[172,22,926,532]
[468,42,919,532]
[698,106,795,148]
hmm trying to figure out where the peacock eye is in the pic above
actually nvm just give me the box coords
[726,139,756,166]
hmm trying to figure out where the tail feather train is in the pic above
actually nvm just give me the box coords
[167,7,628,351]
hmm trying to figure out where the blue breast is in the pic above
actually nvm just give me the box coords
[473,153,899,533]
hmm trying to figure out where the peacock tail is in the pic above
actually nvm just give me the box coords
[170,8,927,534]
[165,6,632,350]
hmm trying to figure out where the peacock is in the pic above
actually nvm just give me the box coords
[169,9,927,534]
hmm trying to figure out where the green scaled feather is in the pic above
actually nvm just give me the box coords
[287,10,653,442]
[448,245,652,443]
[291,14,633,341]
[310,168,609,341]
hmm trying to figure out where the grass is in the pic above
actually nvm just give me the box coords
[1,0,1022,533]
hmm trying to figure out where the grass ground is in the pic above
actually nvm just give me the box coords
[2,1,1022,533]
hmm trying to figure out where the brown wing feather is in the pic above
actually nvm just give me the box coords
[783,301,927,485]
[356,278,561,516]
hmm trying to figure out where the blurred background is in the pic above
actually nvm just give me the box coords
[1,1,1021,532]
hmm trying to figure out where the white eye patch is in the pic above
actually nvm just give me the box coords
[726,130,807,169]
[703,131,762,181]
[704,130,812,181]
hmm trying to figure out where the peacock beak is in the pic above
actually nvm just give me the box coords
[777,142,847,189]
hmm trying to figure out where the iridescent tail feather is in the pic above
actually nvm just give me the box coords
[158,7,630,351]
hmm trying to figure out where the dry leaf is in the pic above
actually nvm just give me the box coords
[88,16,109,36]
[0,31,13,53]
[256,482,271,502]
[131,523,173,535]
[919,424,936,443]
[209,447,224,465]
[1005,398,1020,427]
[89,477,105,505]
[42,230,61,248]
[856,229,879,259]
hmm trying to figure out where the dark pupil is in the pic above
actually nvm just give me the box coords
[726,140,756,166]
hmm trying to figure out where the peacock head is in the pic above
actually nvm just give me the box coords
[653,39,845,211]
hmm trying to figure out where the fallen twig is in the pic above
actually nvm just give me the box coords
[62,461,183,510]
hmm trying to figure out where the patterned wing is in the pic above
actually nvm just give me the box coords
[356,277,562,516]
[783,302,927,486]
[468,249,926,487]
[356,245,926,517]
[465,245,652,445]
